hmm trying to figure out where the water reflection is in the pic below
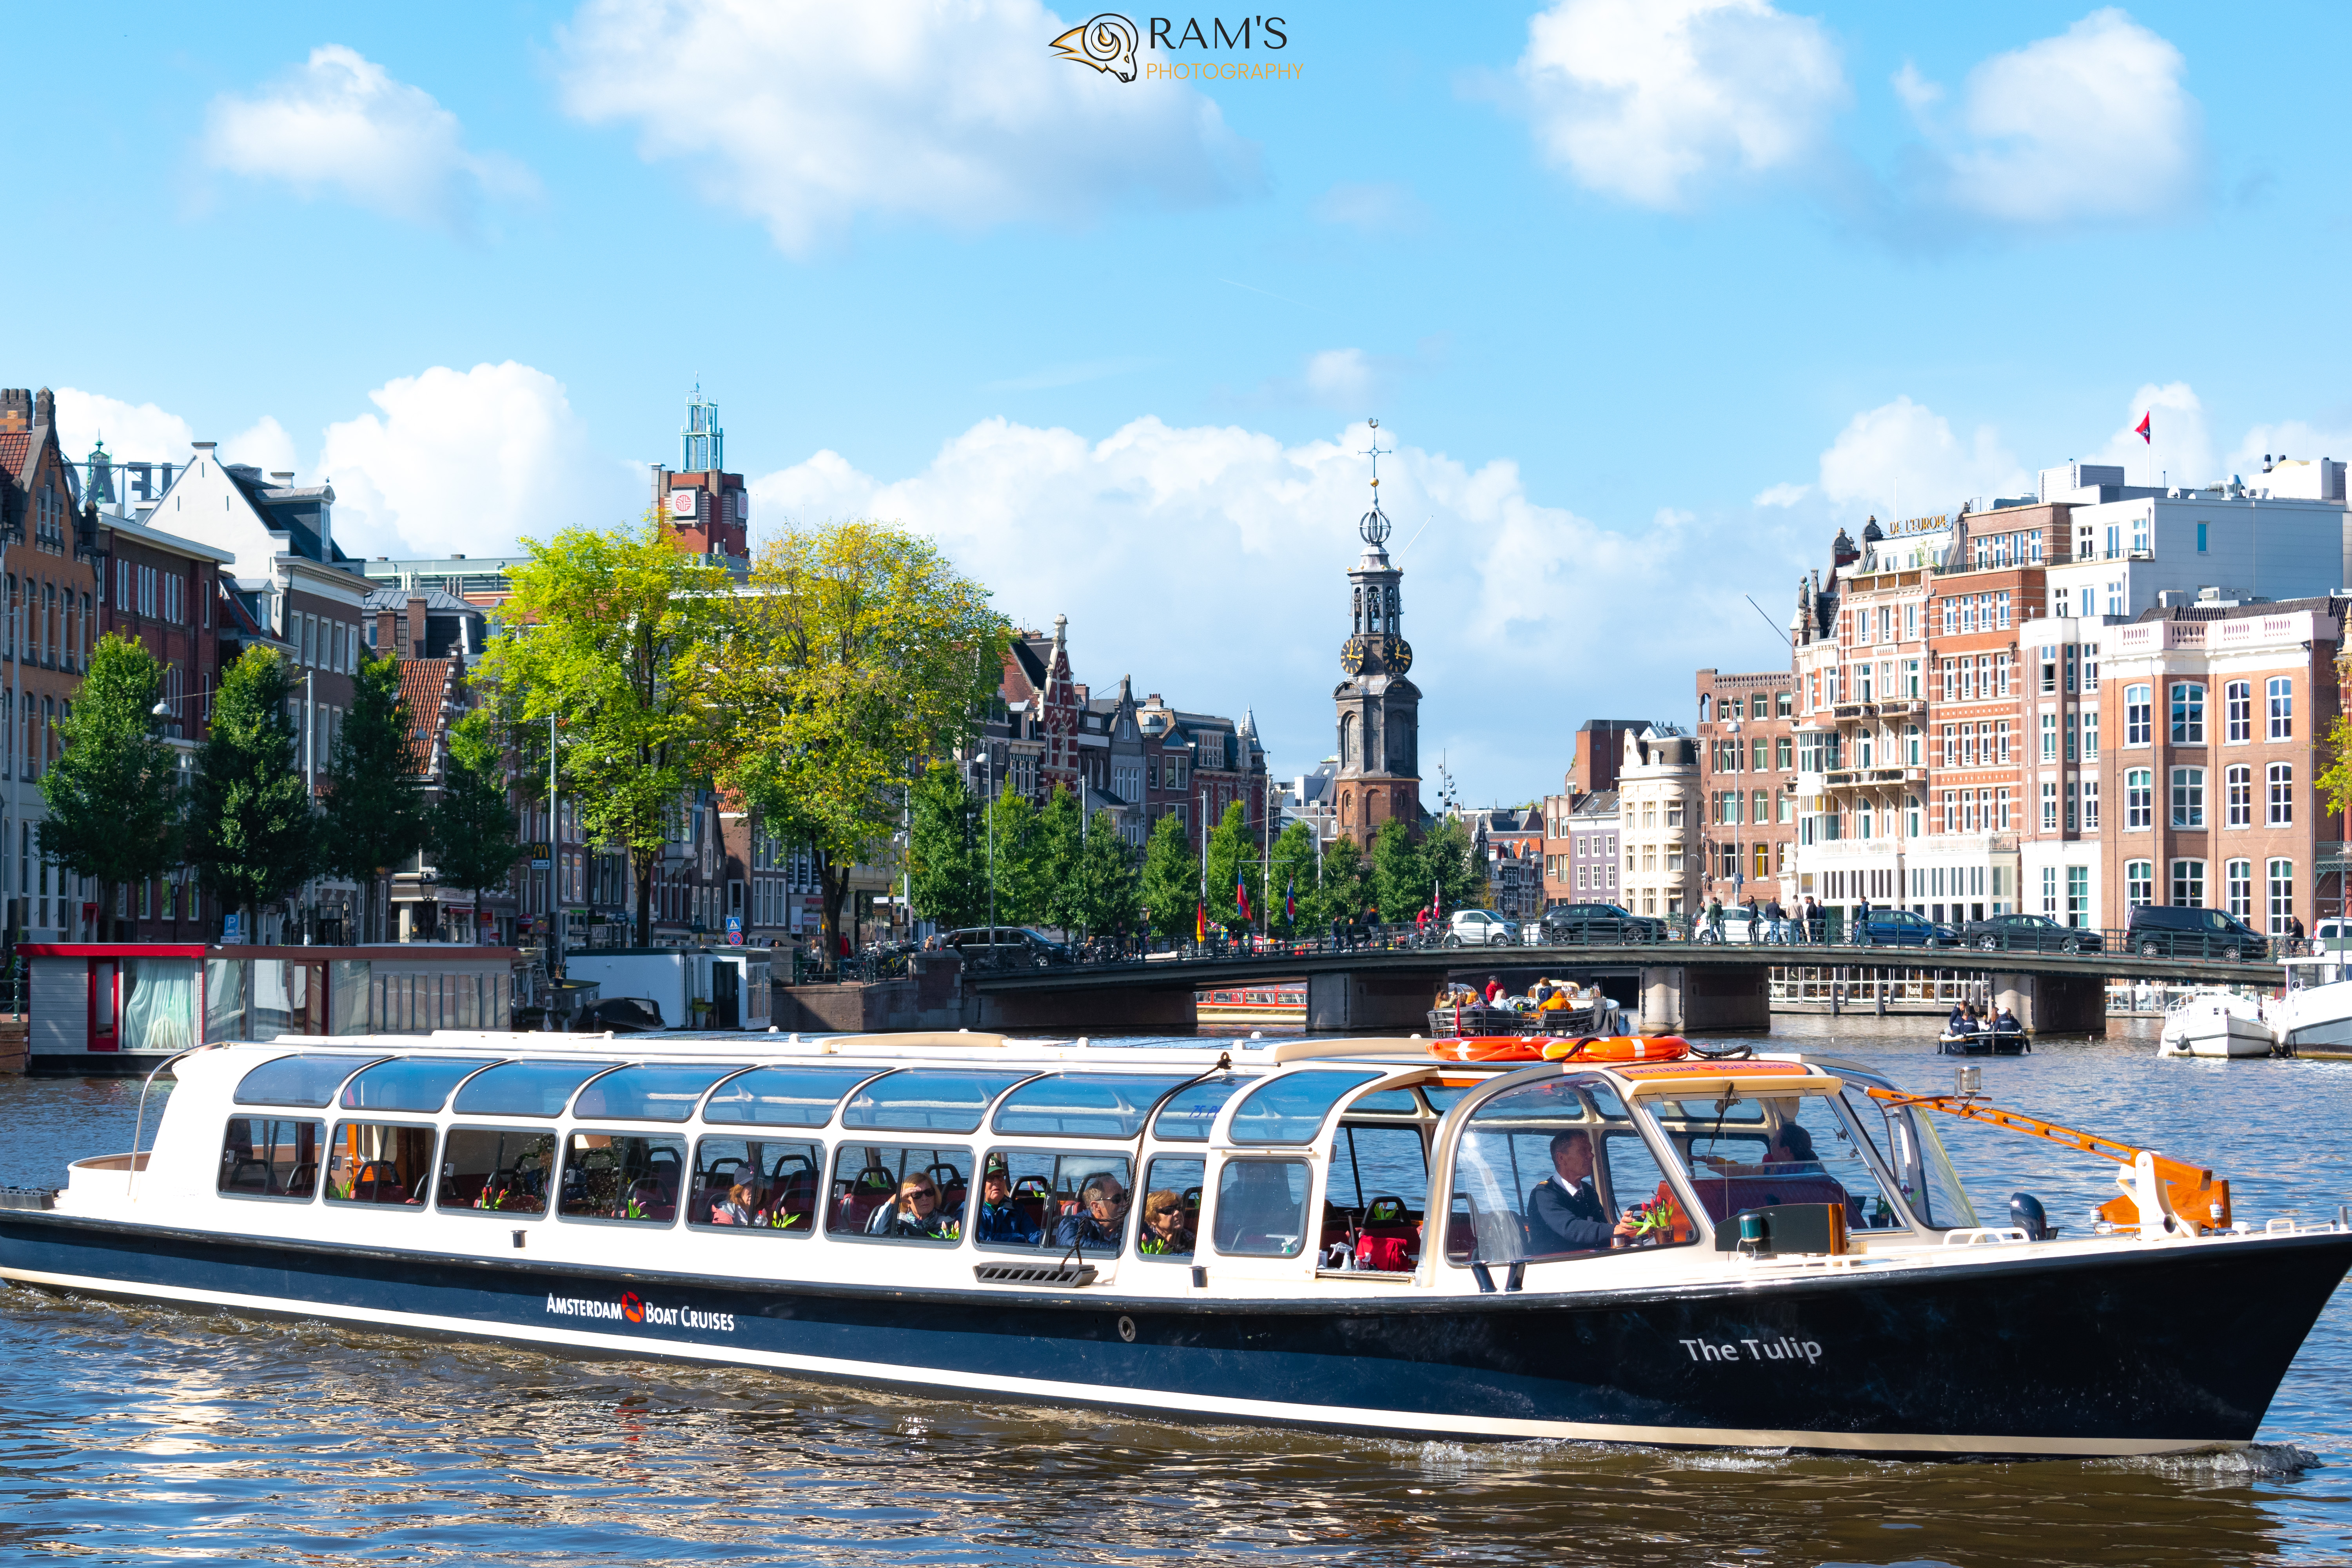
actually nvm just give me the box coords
[0,1027,2347,1565]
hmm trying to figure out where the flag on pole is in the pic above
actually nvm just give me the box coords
[2136,412,2152,444]
[1235,866,1250,922]
[1285,875,1296,922]
[1194,900,1206,943]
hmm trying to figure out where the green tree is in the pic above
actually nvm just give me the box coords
[1034,785,1085,932]
[2322,712,2352,823]
[321,652,434,941]
[1421,816,1485,911]
[433,709,526,941]
[477,518,733,946]
[1371,819,1426,922]
[187,647,318,938]
[716,519,1008,956]
[1264,819,1321,935]
[981,789,1046,927]
[1307,833,1375,930]
[38,633,182,940]
[1140,811,1200,942]
[1203,801,1263,932]
[1065,809,1142,938]
[906,763,986,931]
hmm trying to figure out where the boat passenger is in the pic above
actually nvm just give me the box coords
[1993,1004,2020,1033]
[1055,1175,1130,1252]
[973,1167,1039,1245]
[1484,975,1505,1005]
[1766,1123,1825,1174]
[1138,1189,1193,1256]
[869,1176,959,1241]
[1526,1131,1640,1254]
[711,1176,765,1227]
[1538,985,1572,1013]
[1946,1003,1973,1034]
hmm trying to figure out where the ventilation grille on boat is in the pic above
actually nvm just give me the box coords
[973,1261,1098,1287]
[0,1187,56,1212]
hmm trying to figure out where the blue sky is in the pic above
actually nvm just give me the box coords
[19,2,2352,802]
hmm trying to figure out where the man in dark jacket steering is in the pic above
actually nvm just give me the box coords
[1526,1130,1639,1254]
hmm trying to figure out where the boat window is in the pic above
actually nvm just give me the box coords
[1228,1071,1384,1145]
[1343,1088,1423,1118]
[326,1122,435,1207]
[840,1070,1034,1134]
[990,1073,1193,1139]
[1150,1075,1253,1142]
[1330,1125,1428,1213]
[1841,1093,1975,1230]
[972,1149,1133,1258]
[826,1143,971,1243]
[436,1128,557,1216]
[702,1065,880,1127]
[1210,1158,1312,1258]
[1138,1155,1203,1259]
[339,1057,499,1113]
[1655,1091,1916,1240]
[452,1061,623,1119]
[573,1064,740,1123]
[559,1133,686,1225]
[217,1117,321,1201]
[1445,1075,1693,1264]
[1421,1085,1472,1116]
[688,1136,820,1234]
[234,1053,385,1108]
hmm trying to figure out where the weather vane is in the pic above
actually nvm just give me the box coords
[1359,418,1393,546]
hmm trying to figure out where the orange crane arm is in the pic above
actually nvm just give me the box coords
[1864,1086,2232,1233]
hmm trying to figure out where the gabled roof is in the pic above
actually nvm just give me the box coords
[398,658,458,773]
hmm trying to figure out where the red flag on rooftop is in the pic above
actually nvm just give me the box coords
[2136,412,2152,444]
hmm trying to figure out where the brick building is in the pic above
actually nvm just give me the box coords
[1539,720,1648,907]
[1695,668,1797,906]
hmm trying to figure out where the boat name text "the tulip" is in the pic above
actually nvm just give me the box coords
[1680,1336,1823,1364]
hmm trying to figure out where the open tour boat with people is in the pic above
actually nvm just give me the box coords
[1,1028,2346,1459]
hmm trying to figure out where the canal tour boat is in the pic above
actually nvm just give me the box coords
[2,1029,2347,1460]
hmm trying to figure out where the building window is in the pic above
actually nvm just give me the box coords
[2126,860,2153,907]
[2125,685,2151,746]
[2083,709,2098,759]
[2040,712,2056,761]
[2225,680,2252,743]
[2225,858,2253,921]
[1775,736,1792,769]
[2169,859,2205,908]
[2067,866,2089,926]
[2041,866,2058,916]
[2220,763,2251,828]
[2082,779,2098,829]
[2170,682,2205,744]
[2269,677,2293,740]
[2041,781,2058,829]
[2268,858,2295,936]
[2268,763,2293,826]
[2125,769,2153,829]
[2169,767,2205,828]
[2198,521,2208,553]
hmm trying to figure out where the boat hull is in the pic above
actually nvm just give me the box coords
[2159,1016,2275,1058]
[4,1212,2345,1459]
[1937,1031,2029,1056]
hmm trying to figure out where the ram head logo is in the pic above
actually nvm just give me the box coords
[1050,13,1139,82]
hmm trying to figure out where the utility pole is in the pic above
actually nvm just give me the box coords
[548,712,561,977]
[1198,785,1208,944]
[1260,766,1273,940]
[985,750,996,937]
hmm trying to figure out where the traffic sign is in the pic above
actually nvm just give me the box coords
[725,915,744,946]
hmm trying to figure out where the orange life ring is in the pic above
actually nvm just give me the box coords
[1426,1035,1690,1063]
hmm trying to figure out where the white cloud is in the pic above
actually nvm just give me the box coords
[1911,9,2200,226]
[1817,396,2029,516]
[55,391,301,481]
[750,416,1805,799]
[318,363,639,560]
[1310,180,1430,234]
[1753,481,1810,508]
[555,0,1261,256]
[2229,419,2352,485]
[203,44,537,232]
[1303,349,1377,410]
[1514,0,1846,209]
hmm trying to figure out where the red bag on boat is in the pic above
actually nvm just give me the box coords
[1356,1233,1414,1271]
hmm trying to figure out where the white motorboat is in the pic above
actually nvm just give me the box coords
[2270,955,2352,1056]
[2156,991,2276,1058]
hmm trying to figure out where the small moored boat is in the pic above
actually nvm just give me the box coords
[2158,992,2276,1059]
[1938,1027,2029,1056]
[2,1029,2345,1460]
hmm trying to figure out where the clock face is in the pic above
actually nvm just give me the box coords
[1390,639,1413,674]
[1340,636,1368,675]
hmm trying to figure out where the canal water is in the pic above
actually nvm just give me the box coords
[0,1022,2346,1566]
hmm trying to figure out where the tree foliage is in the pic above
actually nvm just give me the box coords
[2322,712,2352,825]
[39,633,181,937]
[906,763,986,931]
[1263,820,1320,934]
[1203,801,1262,931]
[980,789,1045,927]
[477,518,733,945]
[434,708,526,934]
[321,652,433,941]
[1305,832,1374,930]
[716,520,1009,958]
[1140,811,1200,941]
[1065,809,1142,937]
[187,647,318,935]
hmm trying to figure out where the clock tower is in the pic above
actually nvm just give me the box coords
[1333,421,1420,846]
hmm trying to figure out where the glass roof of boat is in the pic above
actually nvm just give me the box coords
[236,1052,391,1108]
[990,1072,1198,1140]
[702,1065,887,1127]
[840,1069,1040,1134]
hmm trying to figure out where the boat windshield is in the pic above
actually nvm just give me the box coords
[841,1070,1037,1134]
[991,1073,1196,1139]
[1447,1074,1688,1264]
[235,1053,388,1108]
[1151,1075,1255,1142]
[453,1061,624,1119]
[703,1066,881,1127]
[1229,1071,1386,1145]
[1838,1085,1978,1230]
[573,1064,742,1123]
[1647,1087,1916,1237]
[339,1057,499,1113]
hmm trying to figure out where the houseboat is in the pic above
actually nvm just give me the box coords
[0,1031,2345,1459]
[1194,983,1307,1029]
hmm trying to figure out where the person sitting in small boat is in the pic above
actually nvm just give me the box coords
[1484,975,1505,1005]
[1764,1123,1825,1174]
[1138,1189,1193,1256]
[1947,1003,1975,1034]
[869,1176,959,1241]
[973,1165,1038,1245]
[1527,1131,1641,1254]
[1055,1175,1131,1252]
[1538,984,1573,1013]
[1993,1004,2021,1033]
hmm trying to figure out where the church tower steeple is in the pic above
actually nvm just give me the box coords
[1332,419,1421,845]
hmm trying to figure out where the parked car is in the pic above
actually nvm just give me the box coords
[1955,913,2103,955]
[2123,905,2269,962]
[1855,908,1958,947]
[1699,909,1796,944]
[1539,902,1668,944]
[1445,909,1521,947]
[942,926,1073,968]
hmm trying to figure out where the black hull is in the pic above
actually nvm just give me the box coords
[5,1213,2346,1458]
[1939,1032,2029,1055]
